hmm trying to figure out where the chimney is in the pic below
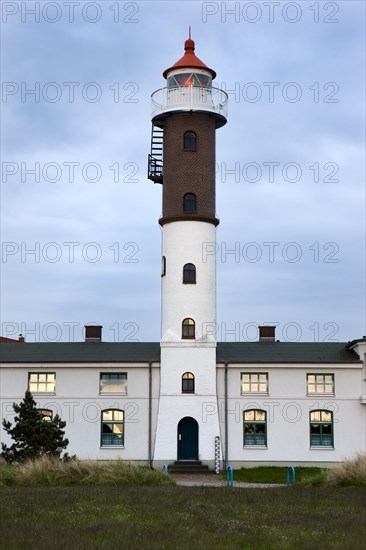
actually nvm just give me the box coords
[258,326,276,342]
[85,325,102,342]
[18,335,25,343]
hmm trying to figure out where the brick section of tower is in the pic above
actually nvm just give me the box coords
[159,113,219,226]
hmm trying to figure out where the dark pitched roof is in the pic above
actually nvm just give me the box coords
[216,342,361,364]
[0,342,160,364]
[0,341,361,364]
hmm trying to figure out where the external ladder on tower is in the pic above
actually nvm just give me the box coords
[148,124,164,184]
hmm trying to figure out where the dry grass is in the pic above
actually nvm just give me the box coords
[0,455,174,486]
[327,453,366,487]
[299,453,366,487]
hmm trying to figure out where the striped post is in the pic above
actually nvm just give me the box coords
[214,436,220,474]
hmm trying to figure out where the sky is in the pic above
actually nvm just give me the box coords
[1,0,365,343]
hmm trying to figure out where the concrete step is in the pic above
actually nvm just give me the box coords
[168,461,214,475]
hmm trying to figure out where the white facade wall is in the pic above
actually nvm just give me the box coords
[0,363,160,462]
[1,357,365,465]
[350,341,366,402]
[217,362,366,466]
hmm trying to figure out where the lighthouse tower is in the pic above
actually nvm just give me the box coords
[149,35,228,467]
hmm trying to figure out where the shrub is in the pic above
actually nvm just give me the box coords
[1,391,69,463]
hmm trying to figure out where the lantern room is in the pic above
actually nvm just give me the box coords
[150,36,228,127]
[148,35,228,184]
[166,69,212,90]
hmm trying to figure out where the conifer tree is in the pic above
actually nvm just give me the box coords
[1,390,69,463]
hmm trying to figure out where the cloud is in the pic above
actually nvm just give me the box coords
[1,1,364,342]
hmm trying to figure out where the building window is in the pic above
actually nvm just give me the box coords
[101,409,124,447]
[182,318,195,339]
[183,193,196,212]
[28,373,55,393]
[182,372,195,393]
[243,409,267,446]
[241,373,268,394]
[310,410,334,447]
[183,131,196,151]
[183,263,196,284]
[307,374,334,395]
[161,255,166,277]
[100,373,127,394]
[37,409,53,423]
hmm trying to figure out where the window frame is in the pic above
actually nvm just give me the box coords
[183,263,196,284]
[161,255,166,277]
[28,372,56,394]
[101,409,125,447]
[241,372,269,395]
[307,373,335,396]
[183,131,197,151]
[182,318,195,339]
[37,409,53,423]
[182,372,195,394]
[183,193,197,213]
[243,409,267,447]
[309,409,334,448]
[99,373,127,395]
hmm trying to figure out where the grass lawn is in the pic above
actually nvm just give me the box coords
[1,485,365,549]
[228,466,325,484]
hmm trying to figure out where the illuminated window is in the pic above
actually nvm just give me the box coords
[182,318,195,339]
[183,193,196,212]
[183,263,196,284]
[243,410,267,446]
[100,373,127,394]
[310,410,333,447]
[37,409,53,423]
[101,409,124,447]
[307,374,334,395]
[241,373,268,394]
[183,131,196,151]
[182,372,195,393]
[167,73,212,89]
[28,373,55,393]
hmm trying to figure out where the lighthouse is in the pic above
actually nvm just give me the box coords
[149,34,228,467]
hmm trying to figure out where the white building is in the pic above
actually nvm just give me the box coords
[1,36,365,469]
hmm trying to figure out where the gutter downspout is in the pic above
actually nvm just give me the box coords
[224,362,228,470]
[148,361,152,468]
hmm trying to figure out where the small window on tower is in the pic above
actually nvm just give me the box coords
[183,263,196,284]
[162,256,166,277]
[182,372,195,393]
[182,318,195,339]
[183,193,196,212]
[183,131,196,151]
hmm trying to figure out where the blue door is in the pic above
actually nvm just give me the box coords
[177,417,198,460]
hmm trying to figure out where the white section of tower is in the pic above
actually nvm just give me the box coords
[161,221,217,343]
[153,220,220,464]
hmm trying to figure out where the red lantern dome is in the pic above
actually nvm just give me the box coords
[163,35,216,80]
